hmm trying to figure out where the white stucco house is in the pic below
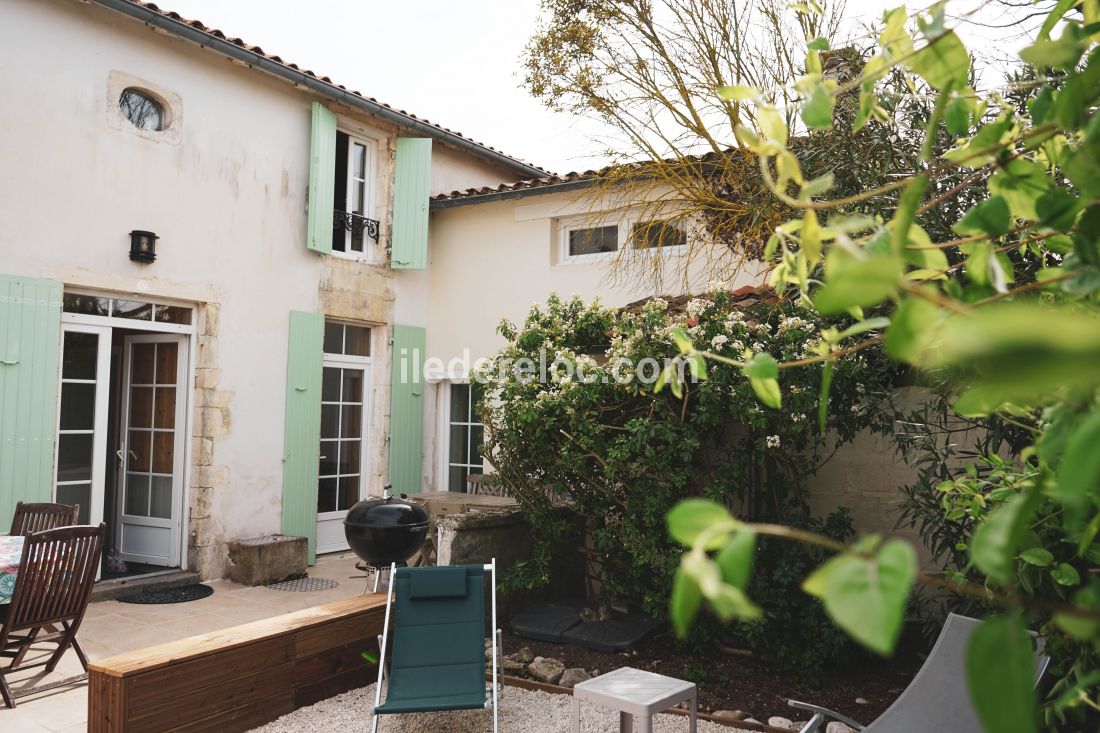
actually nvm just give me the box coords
[0,0,547,579]
[1,0,908,587]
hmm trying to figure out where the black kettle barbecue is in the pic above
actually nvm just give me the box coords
[344,485,429,590]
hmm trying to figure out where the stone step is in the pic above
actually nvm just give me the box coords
[90,569,201,602]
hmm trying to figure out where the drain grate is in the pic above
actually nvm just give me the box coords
[266,576,338,592]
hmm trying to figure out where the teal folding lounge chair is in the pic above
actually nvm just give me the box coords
[371,559,501,732]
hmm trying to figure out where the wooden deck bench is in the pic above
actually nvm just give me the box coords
[87,594,387,732]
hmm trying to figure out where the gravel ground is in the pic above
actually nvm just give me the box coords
[251,683,740,732]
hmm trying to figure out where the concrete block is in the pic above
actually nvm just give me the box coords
[226,534,307,586]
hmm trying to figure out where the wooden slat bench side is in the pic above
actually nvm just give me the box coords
[87,594,388,733]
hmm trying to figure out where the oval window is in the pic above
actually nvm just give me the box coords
[119,87,165,131]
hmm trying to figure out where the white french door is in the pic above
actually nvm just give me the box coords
[316,357,371,554]
[115,334,187,566]
[54,324,111,529]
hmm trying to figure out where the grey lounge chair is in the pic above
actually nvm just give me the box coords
[788,613,1049,733]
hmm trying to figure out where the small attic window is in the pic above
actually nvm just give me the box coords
[119,88,166,131]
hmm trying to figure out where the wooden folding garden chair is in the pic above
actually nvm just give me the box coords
[8,502,80,536]
[0,523,105,708]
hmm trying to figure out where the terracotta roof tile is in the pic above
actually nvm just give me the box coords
[107,0,550,176]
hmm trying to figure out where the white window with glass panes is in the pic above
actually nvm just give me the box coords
[559,216,688,263]
[317,321,373,554]
[445,382,485,492]
[330,130,379,260]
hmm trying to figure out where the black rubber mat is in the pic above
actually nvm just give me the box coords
[509,601,585,642]
[560,614,663,652]
[117,583,214,604]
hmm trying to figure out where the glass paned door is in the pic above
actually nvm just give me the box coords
[316,359,370,554]
[116,334,187,566]
[55,325,111,527]
[446,382,485,491]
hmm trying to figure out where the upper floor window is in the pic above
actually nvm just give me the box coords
[330,131,379,259]
[119,88,166,132]
[559,217,689,263]
[631,219,687,250]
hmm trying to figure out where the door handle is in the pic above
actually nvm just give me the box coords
[116,448,125,462]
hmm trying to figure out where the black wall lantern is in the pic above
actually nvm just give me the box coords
[129,230,158,263]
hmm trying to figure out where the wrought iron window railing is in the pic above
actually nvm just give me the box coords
[333,210,380,243]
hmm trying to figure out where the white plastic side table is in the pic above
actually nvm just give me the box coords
[572,666,698,733]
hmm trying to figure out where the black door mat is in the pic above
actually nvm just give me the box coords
[509,600,586,642]
[560,614,663,652]
[117,584,214,604]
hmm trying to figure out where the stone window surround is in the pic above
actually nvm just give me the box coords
[107,70,183,145]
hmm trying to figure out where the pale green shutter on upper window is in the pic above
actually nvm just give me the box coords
[281,310,324,563]
[0,274,62,531]
[307,102,337,254]
[390,138,432,269]
[388,324,425,494]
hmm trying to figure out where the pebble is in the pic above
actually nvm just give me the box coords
[768,716,797,729]
[855,697,869,705]
[827,722,857,733]
[558,668,592,688]
[527,656,565,685]
[711,709,748,720]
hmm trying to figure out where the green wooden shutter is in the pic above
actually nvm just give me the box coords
[307,101,337,255]
[391,138,432,269]
[388,325,426,494]
[0,274,62,531]
[281,310,324,563]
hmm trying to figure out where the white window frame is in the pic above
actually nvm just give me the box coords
[439,381,485,492]
[558,215,690,264]
[558,219,624,264]
[318,324,373,519]
[627,217,690,256]
[331,128,380,263]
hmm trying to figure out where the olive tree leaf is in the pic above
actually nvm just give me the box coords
[742,352,778,380]
[717,84,759,101]
[817,360,834,434]
[667,499,735,548]
[802,83,835,130]
[1020,37,1087,70]
[1036,189,1080,232]
[682,552,761,623]
[670,565,703,638]
[966,616,1038,733]
[907,30,970,90]
[971,492,1042,584]
[812,540,917,655]
[928,303,1100,411]
[716,529,756,590]
[885,296,941,365]
[1053,407,1100,509]
[814,256,902,315]
[988,160,1052,221]
[669,327,694,354]
[750,376,782,409]
[952,196,1011,237]
[1019,548,1053,567]
[1055,584,1100,640]
[1052,563,1081,587]
[758,105,788,146]
[945,93,972,136]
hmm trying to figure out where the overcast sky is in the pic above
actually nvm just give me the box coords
[162,0,1041,175]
